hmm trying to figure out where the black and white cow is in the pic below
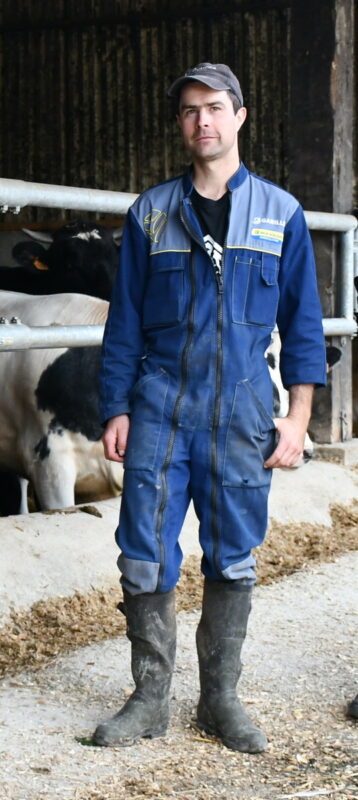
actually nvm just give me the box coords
[266,331,342,463]
[0,222,120,300]
[265,332,313,463]
[0,291,122,514]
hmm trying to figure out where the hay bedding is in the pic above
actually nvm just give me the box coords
[72,752,358,800]
[72,744,358,800]
[70,716,358,800]
[0,501,357,679]
[0,504,357,800]
[71,702,357,800]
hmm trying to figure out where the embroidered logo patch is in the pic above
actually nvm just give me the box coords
[253,217,285,227]
[251,228,284,243]
[144,210,168,243]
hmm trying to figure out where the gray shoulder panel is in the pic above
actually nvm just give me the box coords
[130,177,190,254]
[227,173,300,256]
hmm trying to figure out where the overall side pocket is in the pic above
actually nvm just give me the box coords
[222,379,276,488]
[124,369,169,471]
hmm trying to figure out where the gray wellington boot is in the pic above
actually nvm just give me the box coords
[347,694,358,719]
[93,589,176,746]
[196,578,267,753]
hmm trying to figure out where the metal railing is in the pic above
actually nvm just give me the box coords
[305,210,357,337]
[0,177,357,351]
[0,176,138,216]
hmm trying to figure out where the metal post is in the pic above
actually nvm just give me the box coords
[340,229,355,320]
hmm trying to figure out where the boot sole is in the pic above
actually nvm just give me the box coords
[197,719,267,754]
[93,726,167,747]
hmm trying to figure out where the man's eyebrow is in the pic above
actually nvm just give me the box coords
[180,101,225,110]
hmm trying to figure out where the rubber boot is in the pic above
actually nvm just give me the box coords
[196,578,267,753]
[347,694,358,719]
[93,589,176,746]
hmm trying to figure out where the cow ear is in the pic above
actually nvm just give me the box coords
[326,345,342,372]
[33,258,49,271]
[112,228,124,246]
[12,241,48,268]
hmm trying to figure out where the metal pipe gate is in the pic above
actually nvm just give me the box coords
[0,177,357,351]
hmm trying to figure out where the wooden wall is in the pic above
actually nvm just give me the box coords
[0,0,291,222]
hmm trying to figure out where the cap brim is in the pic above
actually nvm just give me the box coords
[168,75,232,99]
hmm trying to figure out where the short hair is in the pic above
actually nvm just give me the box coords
[227,90,242,114]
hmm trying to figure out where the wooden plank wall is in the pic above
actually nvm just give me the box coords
[0,0,291,222]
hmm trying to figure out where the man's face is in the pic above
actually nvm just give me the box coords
[176,82,246,163]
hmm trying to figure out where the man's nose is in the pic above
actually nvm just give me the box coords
[196,108,210,126]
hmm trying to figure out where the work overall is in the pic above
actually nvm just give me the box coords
[95,164,326,751]
[100,164,327,595]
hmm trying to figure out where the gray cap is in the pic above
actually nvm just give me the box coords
[168,62,243,107]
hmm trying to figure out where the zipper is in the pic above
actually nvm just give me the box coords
[155,232,196,590]
[207,195,230,575]
[210,266,224,576]
[181,195,227,576]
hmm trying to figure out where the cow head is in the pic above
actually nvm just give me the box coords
[12,222,122,300]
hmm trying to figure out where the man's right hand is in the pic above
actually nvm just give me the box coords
[102,414,130,463]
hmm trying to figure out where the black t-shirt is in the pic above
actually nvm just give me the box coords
[191,187,230,275]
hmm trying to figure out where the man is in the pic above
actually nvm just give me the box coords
[93,63,327,752]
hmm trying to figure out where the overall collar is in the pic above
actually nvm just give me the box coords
[182,162,248,197]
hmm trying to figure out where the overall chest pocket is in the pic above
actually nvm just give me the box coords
[232,251,279,327]
[142,253,185,330]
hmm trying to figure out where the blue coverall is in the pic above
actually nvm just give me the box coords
[99,163,327,594]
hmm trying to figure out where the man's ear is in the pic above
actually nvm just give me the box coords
[236,106,247,132]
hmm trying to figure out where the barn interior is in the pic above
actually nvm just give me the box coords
[0,0,357,443]
[0,7,357,795]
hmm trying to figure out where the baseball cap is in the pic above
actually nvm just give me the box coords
[167,62,244,107]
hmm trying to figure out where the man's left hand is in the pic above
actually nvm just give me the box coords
[264,416,307,469]
[264,382,314,469]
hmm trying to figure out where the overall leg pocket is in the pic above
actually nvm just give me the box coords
[124,369,169,471]
[223,380,276,488]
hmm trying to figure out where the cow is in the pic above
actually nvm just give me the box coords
[0,221,121,300]
[266,331,342,464]
[0,291,122,515]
